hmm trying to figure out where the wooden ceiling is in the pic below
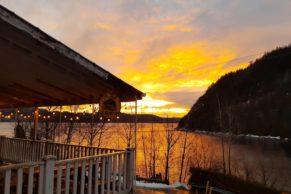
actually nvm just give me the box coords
[0,5,144,108]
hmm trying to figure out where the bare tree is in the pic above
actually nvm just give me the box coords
[40,106,59,141]
[164,117,179,183]
[216,92,226,174]
[84,104,106,147]
[179,130,190,182]
[140,123,149,177]
[64,106,79,144]
[149,122,159,179]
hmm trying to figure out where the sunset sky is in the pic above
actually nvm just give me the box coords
[1,0,291,117]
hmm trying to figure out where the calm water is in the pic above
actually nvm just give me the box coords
[1,122,290,191]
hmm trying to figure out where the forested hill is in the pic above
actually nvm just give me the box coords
[178,45,291,138]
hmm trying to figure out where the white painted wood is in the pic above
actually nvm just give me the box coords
[0,137,131,194]
[88,159,93,194]
[38,164,44,194]
[73,162,79,194]
[107,156,112,194]
[65,163,70,194]
[101,157,106,194]
[94,157,99,194]
[4,169,11,194]
[43,155,56,194]
[16,167,23,194]
[56,164,62,194]
[123,154,127,190]
[80,160,86,194]
[112,155,117,194]
[27,166,34,194]
[118,154,122,192]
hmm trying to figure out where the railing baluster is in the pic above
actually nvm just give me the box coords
[88,159,93,194]
[27,166,34,194]
[101,157,106,194]
[56,164,62,194]
[112,155,117,194]
[94,157,99,194]
[80,160,86,194]
[106,156,112,194]
[123,153,127,190]
[4,169,11,194]
[118,154,122,192]
[65,163,70,194]
[38,164,44,194]
[73,162,79,194]
[16,168,23,194]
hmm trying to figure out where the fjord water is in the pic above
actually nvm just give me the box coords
[1,122,290,191]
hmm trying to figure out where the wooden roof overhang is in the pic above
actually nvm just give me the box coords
[0,5,144,108]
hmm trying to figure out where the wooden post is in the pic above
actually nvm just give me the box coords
[32,107,39,140]
[42,155,56,194]
[126,148,135,192]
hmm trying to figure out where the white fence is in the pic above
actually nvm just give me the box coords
[0,137,135,194]
[0,137,121,163]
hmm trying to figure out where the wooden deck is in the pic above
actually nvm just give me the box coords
[0,137,135,194]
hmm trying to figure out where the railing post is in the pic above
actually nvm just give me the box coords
[126,148,135,193]
[42,155,56,194]
[0,136,4,162]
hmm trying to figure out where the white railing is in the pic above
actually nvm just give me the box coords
[0,137,135,194]
[0,136,121,163]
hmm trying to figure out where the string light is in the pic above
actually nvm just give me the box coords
[107,118,111,122]
[76,116,79,120]
[47,115,51,119]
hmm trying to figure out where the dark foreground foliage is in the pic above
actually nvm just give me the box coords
[179,45,291,138]
[189,168,282,194]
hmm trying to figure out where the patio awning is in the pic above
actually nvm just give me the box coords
[0,5,144,108]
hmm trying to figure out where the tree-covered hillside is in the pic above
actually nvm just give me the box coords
[178,45,291,138]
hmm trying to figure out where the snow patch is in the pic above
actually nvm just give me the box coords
[136,181,190,190]
[194,130,288,141]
